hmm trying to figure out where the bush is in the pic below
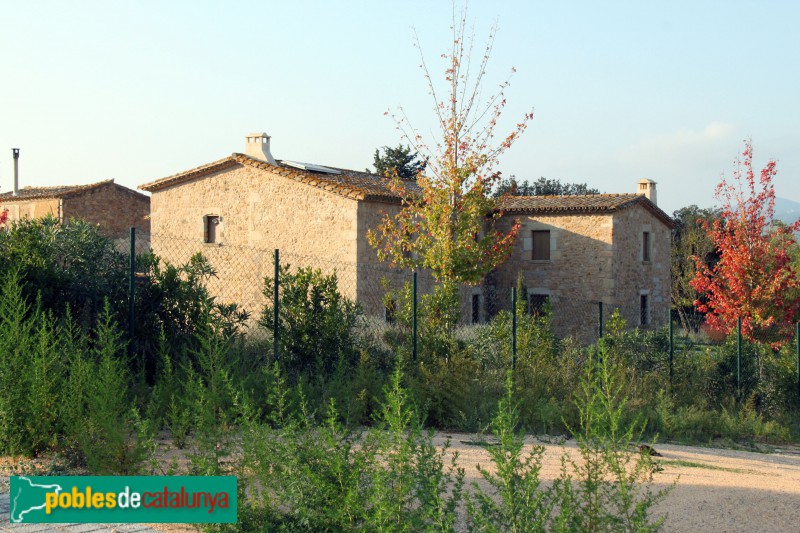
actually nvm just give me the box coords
[135,252,248,381]
[0,269,64,456]
[553,347,672,532]
[468,372,554,532]
[0,216,127,331]
[260,261,362,377]
[63,302,146,474]
[236,366,463,531]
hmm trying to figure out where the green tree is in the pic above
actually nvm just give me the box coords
[371,144,426,180]
[367,9,532,285]
[670,205,721,330]
[494,176,600,197]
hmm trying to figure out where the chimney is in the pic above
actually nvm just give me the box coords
[245,133,276,165]
[12,148,20,197]
[637,178,657,205]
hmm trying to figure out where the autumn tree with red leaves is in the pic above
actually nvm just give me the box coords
[691,141,800,349]
[367,8,532,285]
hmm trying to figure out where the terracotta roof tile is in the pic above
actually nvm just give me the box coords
[499,194,675,228]
[138,154,674,227]
[0,179,117,201]
[139,153,417,203]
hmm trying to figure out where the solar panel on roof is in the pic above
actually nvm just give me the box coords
[282,160,341,175]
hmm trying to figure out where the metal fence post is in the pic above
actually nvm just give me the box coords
[669,307,674,389]
[796,321,799,399]
[737,316,742,402]
[412,270,418,361]
[512,287,517,371]
[128,227,135,360]
[598,301,603,339]
[273,249,279,361]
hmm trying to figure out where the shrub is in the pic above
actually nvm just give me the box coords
[135,252,248,380]
[0,216,127,330]
[184,308,242,475]
[0,269,64,456]
[260,261,362,377]
[65,302,146,474]
[553,347,672,532]
[468,372,554,532]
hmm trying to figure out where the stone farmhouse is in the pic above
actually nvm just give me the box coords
[139,133,673,340]
[493,185,674,339]
[0,179,150,241]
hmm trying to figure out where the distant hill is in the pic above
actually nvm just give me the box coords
[775,197,800,225]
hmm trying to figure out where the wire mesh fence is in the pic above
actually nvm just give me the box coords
[128,228,800,403]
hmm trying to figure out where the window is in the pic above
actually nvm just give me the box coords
[642,231,651,262]
[529,293,550,317]
[385,299,397,324]
[640,294,649,326]
[532,230,550,261]
[204,215,220,244]
[471,294,481,324]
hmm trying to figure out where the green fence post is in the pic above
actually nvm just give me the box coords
[669,307,674,389]
[273,249,279,361]
[598,301,603,339]
[412,270,418,361]
[796,321,799,399]
[737,316,742,403]
[512,287,517,372]
[128,227,135,361]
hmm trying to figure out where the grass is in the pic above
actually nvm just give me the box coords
[660,459,765,475]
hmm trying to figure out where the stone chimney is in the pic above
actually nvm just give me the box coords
[637,178,657,205]
[245,133,276,165]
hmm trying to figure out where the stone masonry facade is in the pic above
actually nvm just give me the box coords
[141,142,673,343]
[0,181,150,242]
[490,200,673,342]
[143,158,428,322]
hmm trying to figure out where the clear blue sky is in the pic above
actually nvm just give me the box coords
[1,0,798,216]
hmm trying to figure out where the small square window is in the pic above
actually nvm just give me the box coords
[642,232,651,262]
[532,230,550,261]
[529,293,550,317]
[204,215,220,244]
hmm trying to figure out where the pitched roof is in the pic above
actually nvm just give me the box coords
[139,153,417,203]
[138,154,674,227]
[499,194,675,228]
[0,179,122,201]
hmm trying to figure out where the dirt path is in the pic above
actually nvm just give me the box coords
[439,433,800,532]
[4,436,800,532]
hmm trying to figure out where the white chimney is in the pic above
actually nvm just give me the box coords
[245,133,276,165]
[637,178,657,205]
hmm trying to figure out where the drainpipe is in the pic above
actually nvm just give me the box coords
[12,148,20,196]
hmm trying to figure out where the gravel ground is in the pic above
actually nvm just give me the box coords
[436,433,800,532]
[4,435,800,532]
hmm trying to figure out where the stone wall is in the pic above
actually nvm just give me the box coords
[491,213,615,341]
[609,204,671,329]
[62,184,150,240]
[148,163,363,322]
[2,198,61,222]
[355,200,438,319]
